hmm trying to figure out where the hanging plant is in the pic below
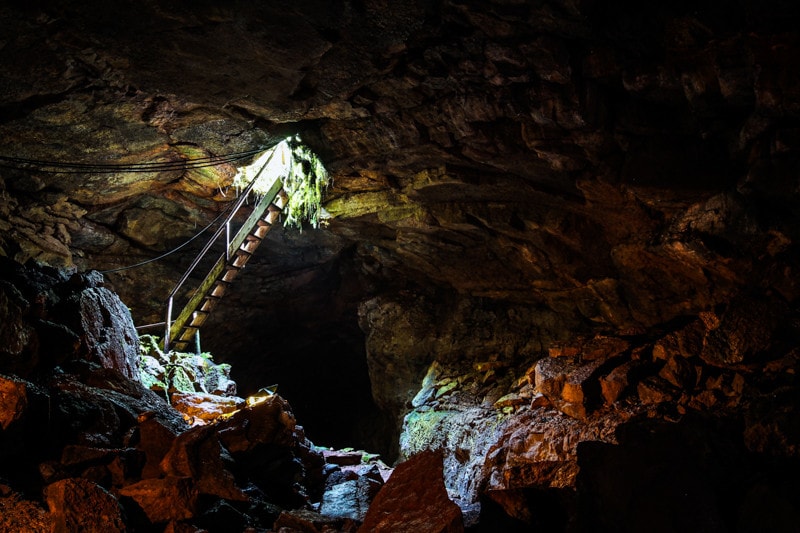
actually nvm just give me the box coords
[282,136,330,230]
[231,136,330,230]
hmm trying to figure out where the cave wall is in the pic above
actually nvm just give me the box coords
[2,0,800,529]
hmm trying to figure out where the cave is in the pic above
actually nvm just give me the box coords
[2,1,800,531]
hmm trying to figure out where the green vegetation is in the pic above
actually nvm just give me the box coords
[233,136,330,231]
[138,334,233,402]
[282,137,330,229]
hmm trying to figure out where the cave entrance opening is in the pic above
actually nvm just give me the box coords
[160,136,329,353]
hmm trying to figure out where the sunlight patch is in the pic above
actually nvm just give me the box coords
[233,135,330,229]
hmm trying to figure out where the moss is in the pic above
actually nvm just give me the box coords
[400,410,452,455]
[233,136,330,231]
[137,335,231,400]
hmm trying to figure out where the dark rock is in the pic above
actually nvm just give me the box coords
[358,449,463,533]
[322,449,363,467]
[216,394,322,508]
[65,286,140,381]
[318,476,382,521]
[160,424,247,501]
[0,374,28,430]
[637,376,679,405]
[137,416,183,479]
[45,477,126,533]
[700,296,788,366]
[194,500,248,533]
[118,476,198,524]
[163,521,208,533]
[0,489,52,532]
[274,508,358,533]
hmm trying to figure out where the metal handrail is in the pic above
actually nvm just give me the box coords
[163,147,278,350]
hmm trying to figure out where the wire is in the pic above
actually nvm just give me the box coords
[0,148,264,174]
[98,196,242,274]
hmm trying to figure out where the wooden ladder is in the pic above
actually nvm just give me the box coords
[162,150,287,352]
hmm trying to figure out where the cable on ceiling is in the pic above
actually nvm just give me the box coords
[0,147,265,174]
[99,195,241,274]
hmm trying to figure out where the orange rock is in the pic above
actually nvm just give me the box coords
[45,478,126,533]
[358,449,463,533]
[118,476,198,524]
[0,375,28,430]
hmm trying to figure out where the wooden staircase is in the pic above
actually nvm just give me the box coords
[162,151,288,352]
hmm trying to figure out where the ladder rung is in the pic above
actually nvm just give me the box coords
[178,327,198,341]
[232,254,250,268]
[211,284,227,298]
[189,314,208,327]
[221,269,239,283]
[265,211,281,225]
[253,226,271,239]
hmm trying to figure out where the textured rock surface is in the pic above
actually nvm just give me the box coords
[358,449,463,533]
[1,0,800,530]
[45,478,126,533]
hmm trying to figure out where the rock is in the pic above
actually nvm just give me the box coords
[319,476,382,521]
[45,478,126,533]
[535,357,603,419]
[658,354,699,389]
[194,500,248,533]
[163,522,208,533]
[0,374,28,430]
[322,449,364,467]
[70,286,140,381]
[700,296,787,366]
[273,508,358,533]
[216,394,320,508]
[217,394,297,453]
[637,376,678,405]
[170,392,244,425]
[482,407,630,504]
[358,449,463,533]
[137,416,183,479]
[0,490,53,533]
[160,424,247,501]
[599,360,643,405]
[118,476,198,524]
[0,280,38,375]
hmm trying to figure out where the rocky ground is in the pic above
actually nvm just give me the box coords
[1,258,464,533]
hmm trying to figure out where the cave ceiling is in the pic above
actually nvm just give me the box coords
[1,0,799,382]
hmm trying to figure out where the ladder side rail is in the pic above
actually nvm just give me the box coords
[227,175,283,258]
[166,184,281,348]
[167,256,227,348]
[163,147,277,351]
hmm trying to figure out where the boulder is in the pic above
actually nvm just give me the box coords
[118,476,198,524]
[136,415,184,479]
[66,283,140,382]
[160,424,247,501]
[599,360,643,405]
[0,374,28,430]
[170,392,244,425]
[535,357,603,419]
[319,476,382,521]
[45,478,126,533]
[273,508,358,533]
[0,490,53,533]
[358,449,463,533]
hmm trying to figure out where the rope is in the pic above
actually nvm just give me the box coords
[0,148,264,174]
[99,196,241,274]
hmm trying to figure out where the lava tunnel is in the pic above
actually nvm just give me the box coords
[2,1,800,531]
